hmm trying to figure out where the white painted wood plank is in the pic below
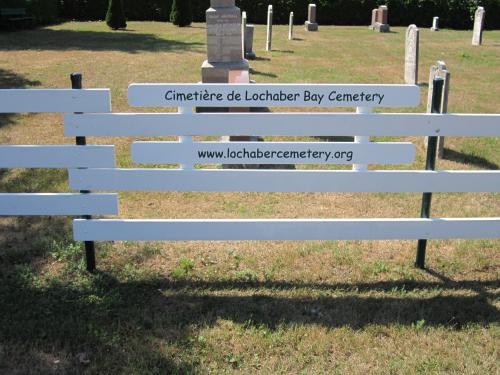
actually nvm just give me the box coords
[64,113,500,137]
[128,84,420,108]
[0,89,111,113]
[0,145,115,168]
[68,169,500,193]
[131,141,415,165]
[0,193,119,216]
[73,218,500,241]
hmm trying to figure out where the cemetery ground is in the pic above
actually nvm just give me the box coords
[0,21,499,374]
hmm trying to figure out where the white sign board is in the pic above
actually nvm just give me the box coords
[128,84,420,108]
[131,141,416,165]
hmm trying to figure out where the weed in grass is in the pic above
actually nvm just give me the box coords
[171,257,195,279]
[234,268,258,282]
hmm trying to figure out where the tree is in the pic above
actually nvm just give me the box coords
[106,0,127,30]
[170,0,192,27]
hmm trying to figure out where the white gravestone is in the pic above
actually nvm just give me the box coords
[472,7,485,46]
[405,25,419,85]
[289,12,294,40]
[431,17,439,31]
[241,11,247,59]
[266,5,273,51]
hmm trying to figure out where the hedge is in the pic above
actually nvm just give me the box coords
[3,0,499,29]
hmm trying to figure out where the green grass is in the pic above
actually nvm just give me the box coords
[0,22,499,374]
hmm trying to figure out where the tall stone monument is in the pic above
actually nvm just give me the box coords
[305,4,318,31]
[241,11,247,59]
[202,0,249,84]
[372,5,390,32]
[244,25,256,60]
[404,25,419,85]
[266,5,273,51]
[431,17,439,31]
[369,8,378,29]
[472,7,485,46]
[289,12,294,40]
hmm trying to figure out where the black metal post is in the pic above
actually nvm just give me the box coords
[415,77,444,269]
[71,73,96,273]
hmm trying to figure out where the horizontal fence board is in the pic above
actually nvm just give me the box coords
[0,89,111,113]
[0,193,119,216]
[73,218,500,241]
[131,141,415,165]
[64,113,500,137]
[68,169,500,193]
[128,84,420,108]
[0,145,116,168]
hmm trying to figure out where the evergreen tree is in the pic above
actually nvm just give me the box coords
[170,0,192,27]
[106,0,127,30]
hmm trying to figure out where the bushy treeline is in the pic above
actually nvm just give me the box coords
[3,0,499,30]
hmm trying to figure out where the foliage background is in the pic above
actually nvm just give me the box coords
[0,0,498,29]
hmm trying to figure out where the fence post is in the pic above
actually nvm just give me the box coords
[353,107,372,171]
[178,106,194,170]
[71,72,96,273]
[415,77,444,269]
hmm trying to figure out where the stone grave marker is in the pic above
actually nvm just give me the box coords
[245,25,256,60]
[370,8,378,30]
[472,7,485,46]
[373,5,390,32]
[241,11,247,59]
[305,4,318,31]
[431,17,439,31]
[289,12,294,40]
[202,0,248,84]
[266,5,273,51]
[404,25,419,85]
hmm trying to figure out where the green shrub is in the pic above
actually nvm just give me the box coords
[52,0,500,30]
[170,0,193,26]
[105,0,127,29]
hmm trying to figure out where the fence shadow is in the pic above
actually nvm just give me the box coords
[442,148,499,170]
[0,237,498,373]
[0,29,204,54]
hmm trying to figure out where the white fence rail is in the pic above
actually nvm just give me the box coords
[0,89,111,113]
[74,218,500,242]
[64,113,500,137]
[68,169,500,193]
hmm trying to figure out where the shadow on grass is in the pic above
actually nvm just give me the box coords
[249,68,277,78]
[442,148,499,170]
[0,249,498,372]
[0,68,41,128]
[0,213,498,372]
[0,29,204,54]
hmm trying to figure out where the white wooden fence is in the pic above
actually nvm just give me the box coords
[0,88,118,216]
[1,83,500,267]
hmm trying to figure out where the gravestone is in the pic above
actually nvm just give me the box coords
[245,25,256,60]
[373,5,390,32]
[241,11,247,59]
[305,4,318,31]
[266,5,273,51]
[202,0,248,84]
[431,17,439,31]
[289,12,294,40]
[404,25,419,85]
[369,9,378,29]
[472,7,485,46]
[425,61,451,158]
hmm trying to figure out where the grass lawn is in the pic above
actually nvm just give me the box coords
[0,21,499,374]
